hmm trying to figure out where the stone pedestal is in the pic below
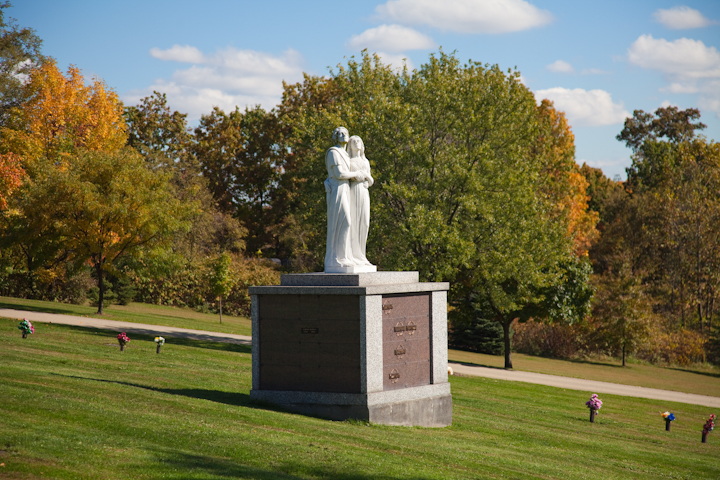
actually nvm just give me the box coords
[248,272,451,427]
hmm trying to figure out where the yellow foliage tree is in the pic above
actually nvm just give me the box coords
[0,151,24,209]
[1,59,126,167]
[534,99,599,256]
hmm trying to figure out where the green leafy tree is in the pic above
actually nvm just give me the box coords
[46,147,193,313]
[591,260,652,366]
[124,91,191,170]
[281,51,593,368]
[210,252,232,323]
[192,106,290,255]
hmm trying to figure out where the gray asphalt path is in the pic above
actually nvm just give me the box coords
[449,362,720,408]
[0,308,251,346]
[4,308,718,407]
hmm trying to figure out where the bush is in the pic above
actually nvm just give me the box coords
[130,254,280,317]
[512,319,579,359]
[635,328,706,366]
[87,280,116,308]
[112,276,136,305]
[449,316,504,355]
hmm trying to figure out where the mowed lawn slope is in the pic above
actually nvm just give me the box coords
[1,318,718,480]
[0,296,252,336]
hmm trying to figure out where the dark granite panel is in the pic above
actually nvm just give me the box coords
[259,294,360,322]
[260,364,361,393]
[260,316,361,344]
[260,341,360,367]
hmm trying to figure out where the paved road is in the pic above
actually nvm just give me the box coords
[3,308,718,407]
[449,362,720,408]
[0,308,251,346]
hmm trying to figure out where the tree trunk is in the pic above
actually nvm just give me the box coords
[622,343,626,367]
[97,262,104,315]
[501,318,512,369]
[219,296,223,324]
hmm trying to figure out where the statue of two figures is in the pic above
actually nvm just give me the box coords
[324,127,377,273]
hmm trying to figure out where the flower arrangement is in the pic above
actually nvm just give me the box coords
[662,411,675,430]
[18,318,34,337]
[154,336,165,353]
[117,332,130,351]
[703,414,715,436]
[586,394,602,422]
[586,394,603,410]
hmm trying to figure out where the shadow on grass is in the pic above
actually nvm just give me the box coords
[146,450,434,480]
[66,325,252,352]
[449,354,623,370]
[668,367,720,379]
[0,300,90,316]
[52,373,277,411]
[565,358,624,369]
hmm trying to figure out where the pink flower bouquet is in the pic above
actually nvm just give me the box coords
[117,332,130,350]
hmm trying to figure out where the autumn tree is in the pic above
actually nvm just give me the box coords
[1,59,126,167]
[0,151,22,208]
[533,100,599,256]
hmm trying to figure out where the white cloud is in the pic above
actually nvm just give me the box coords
[535,87,630,127]
[660,100,678,108]
[149,45,204,63]
[628,35,720,77]
[347,25,435,53]
[653,6,715,29]
[125,45,305,122]
[375,0,553,34]
[546,60,574,73]
[627,34,720,117]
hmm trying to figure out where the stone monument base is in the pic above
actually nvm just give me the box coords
[251,383,451,427]
[248,271,451,427]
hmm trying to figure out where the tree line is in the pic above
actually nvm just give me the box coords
[1,3,718,367]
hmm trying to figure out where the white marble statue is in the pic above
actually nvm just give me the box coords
[324,127,377,273]
[348,135,374,266]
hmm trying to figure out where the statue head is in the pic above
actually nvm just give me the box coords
[332,127,349,145]
[348,135,365,157]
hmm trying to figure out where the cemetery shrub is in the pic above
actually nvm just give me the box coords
[449,316,504,355]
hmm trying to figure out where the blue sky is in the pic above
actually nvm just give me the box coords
[12,0,720,180]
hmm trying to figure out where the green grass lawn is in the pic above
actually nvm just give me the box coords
[1,317,718,479]
[449,349,720,398]
[0,296,252,336]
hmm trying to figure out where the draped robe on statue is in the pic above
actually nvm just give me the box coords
[324,146,355,270]
[349,155,372,265]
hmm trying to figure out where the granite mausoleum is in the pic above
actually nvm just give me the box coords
[248,272,451,426]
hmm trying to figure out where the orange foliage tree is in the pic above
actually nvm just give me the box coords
[534,99,599,256]
[0,151,24,209]
[1,59,126,167]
